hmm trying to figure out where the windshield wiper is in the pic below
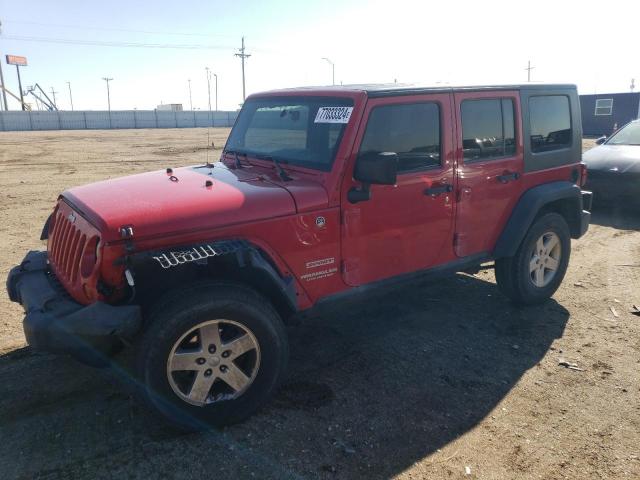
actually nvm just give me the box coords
[223,149,249,169]
[255,154,292,181]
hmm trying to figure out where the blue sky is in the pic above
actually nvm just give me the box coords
[0,0,638,111]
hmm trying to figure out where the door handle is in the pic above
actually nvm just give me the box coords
[424,184,453,197]
[496,171,521,184]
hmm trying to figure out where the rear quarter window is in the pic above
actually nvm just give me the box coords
[529,95,572,153]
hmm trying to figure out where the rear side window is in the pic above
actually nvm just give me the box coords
[359,103,441,172]
[529,96,572,153]
[594,98,613,116]
[461,99,516,161]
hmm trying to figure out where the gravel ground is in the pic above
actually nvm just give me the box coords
[0,130,638,479]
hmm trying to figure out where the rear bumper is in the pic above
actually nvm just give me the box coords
[7,251,141,366]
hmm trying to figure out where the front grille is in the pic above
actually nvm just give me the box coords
[48,208,88,284]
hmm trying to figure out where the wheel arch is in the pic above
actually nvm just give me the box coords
[126,239,299,323]
[493,181,584,259]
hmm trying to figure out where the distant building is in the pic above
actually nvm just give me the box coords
[579,92,640,136]
[156,103,184,112]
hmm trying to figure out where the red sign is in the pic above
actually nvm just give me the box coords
[6,55,27,66]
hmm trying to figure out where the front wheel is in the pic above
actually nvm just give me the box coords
[136,281,288,430]
[495,212,571,305]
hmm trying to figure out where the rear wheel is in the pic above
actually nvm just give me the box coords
[495,213,571,305]
[137,281,288,430]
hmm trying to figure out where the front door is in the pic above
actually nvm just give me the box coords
[453,91,524,257]
[341,94,456,286]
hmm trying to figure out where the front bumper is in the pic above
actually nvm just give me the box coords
[7,251,141,366]
[585,171,640,207]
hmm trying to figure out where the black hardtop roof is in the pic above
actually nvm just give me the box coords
[253,83,577,98]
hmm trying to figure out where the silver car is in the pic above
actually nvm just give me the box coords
[583,120,640,207]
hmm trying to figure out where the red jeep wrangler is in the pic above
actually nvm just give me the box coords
[7,84,592,429]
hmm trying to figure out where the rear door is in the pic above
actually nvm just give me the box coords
[453,91,524,257]
[340,93,456,286]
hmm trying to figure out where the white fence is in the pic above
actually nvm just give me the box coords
[0,110,238,132]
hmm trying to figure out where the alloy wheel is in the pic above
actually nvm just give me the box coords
[166,319,261,406]
[529,231,561,288]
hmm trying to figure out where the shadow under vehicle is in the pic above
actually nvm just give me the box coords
[0,273,569,479]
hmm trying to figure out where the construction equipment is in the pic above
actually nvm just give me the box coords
[25,83,57,111]
[0,83,31,110]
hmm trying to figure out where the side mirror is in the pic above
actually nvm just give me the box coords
[595,136,607,145]
[354,151,398,185]
[349,152,398,204]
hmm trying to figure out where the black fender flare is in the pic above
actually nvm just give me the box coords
[493,181,588,259]
[125,239,298,314]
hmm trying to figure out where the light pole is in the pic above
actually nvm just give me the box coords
[322,57,335,86]
[102,77,113,111]
[213,72,218,111]
[188,79,193,110]
[66,81,73,110]
[205,67,212,111]
[50,87,59,109]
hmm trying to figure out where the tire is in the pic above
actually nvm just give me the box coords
[136,281,288,431]
[495,212,571,305]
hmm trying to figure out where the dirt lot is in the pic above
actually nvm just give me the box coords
[0,130,638,479]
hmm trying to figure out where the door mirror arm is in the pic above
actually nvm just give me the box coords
[348,183,371,204]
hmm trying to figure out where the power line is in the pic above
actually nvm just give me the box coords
[4,19,234,38]
[2,34,235,50]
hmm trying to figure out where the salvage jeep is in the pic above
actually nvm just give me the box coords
[7,84,592,429]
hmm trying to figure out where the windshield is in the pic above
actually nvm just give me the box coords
[225,96,354,171]
[606,122,640,145]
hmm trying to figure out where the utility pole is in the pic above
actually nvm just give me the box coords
[525,60,535,82]
[234,36,251,102]
[631,78,636,92]
[322,57,335,86]
[66,81,73,110]
[50,87,58,109]
[213,72,218,111]
[188,79,193,110]
[205,67,212,111]
[0,20,8,110]
[102,77,113,111]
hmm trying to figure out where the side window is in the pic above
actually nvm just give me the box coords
[359,103,441,172]
[594,98,613,116]
[529,95,572,153]
[461,98,516,161]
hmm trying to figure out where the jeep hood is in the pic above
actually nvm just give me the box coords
[62,164,326,243]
